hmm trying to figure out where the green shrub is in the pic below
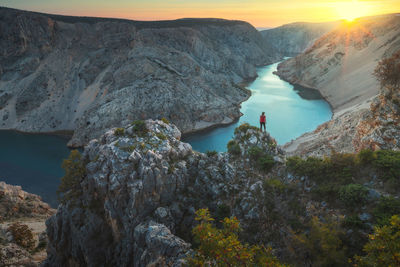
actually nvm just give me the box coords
[7,223,35,250]
[234,123,259,135]
[339,184,369,208]
[257,155,275,172]
[57,150,86,204]
[161,117,170,124]
[311,184,340,202]
[263,178,286,193]
[114,127,125,136]
[373,150,400,181]
[206,150,218,157]
[187,209,285,267]
[353,215,400,267]
[357,149,376,165]
[227,140,241,156]
[155,132,167,140]
[215,204,231,223]
[290,217,348,266]
[342,215,366,230]
[286,156,327,181]
[248,146,264,160]
[372,196,400,226]
[131,120,148,136]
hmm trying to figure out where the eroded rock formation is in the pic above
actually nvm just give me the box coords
[44,120,288,266]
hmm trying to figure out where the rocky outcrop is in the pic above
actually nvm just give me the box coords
[42,119,400,266]
[44,119,288,266]
[284,85,400,157]
[0,181,54,221]
[261,21,339,56]
[0,182,55,266]
[0,7,279,147]
[276,14,400,111]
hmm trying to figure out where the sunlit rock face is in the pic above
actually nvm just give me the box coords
[0,7,279,147]
[276,14,400,112]
[276,14,400,156]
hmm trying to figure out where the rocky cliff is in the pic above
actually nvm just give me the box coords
[261,21,339,56]
[0,182,55,266]
[0,7,279,147]
[276,14,400,111]
[43,119,294,266]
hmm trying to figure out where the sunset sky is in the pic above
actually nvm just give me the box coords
[2,0,400,27]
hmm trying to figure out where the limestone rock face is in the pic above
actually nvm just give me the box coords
[261,21,339,56]
[0,7,279,147]
[44,120,284,266]
[284,86,400,157]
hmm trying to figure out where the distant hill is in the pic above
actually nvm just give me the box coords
[261,21,340,56]
[276,14,400,111]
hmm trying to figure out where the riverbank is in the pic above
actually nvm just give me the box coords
[184,61,332,152]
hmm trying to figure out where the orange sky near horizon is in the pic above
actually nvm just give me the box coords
[2,0,400,27]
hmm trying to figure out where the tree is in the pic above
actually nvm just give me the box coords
[354,215,400,266]
[290,217,348,266]
[373,50,400,89]
[187,209,285,267]
[57,150,86,204]
[7,223,35,250]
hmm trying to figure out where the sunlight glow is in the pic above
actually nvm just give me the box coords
[335,0,371,22]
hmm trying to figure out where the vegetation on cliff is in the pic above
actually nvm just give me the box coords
[188,209,285,266]
[374,49,400,90]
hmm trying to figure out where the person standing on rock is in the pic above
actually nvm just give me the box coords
[260,112,266,132]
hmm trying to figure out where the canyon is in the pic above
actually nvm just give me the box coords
[0,7,278,147]
[0,7,399,266]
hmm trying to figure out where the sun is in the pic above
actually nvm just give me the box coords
[335,0,371,22]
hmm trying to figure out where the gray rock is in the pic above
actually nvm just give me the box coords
[367,189,381,201]
[359,213,372,221]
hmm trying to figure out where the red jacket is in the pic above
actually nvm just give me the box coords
[260,115,266,123]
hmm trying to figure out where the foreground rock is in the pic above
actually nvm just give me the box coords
[44,120,287,266]
[0,182,55,266]
[0,7,279,147]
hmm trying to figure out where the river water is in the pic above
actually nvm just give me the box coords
[0,131,70,207]
[183,61,332,152]
[0,61,331,207]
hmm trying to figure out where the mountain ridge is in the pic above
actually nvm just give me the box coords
[0,7,279,147]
